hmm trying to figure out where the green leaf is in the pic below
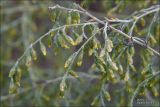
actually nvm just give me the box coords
[74,32,83,46]
[58,34,70,49]
[152,87,159,97]
[15,68,22,87]
[31,47,37,60]
[109,69,115,79]
[47,36,52,48]
[106,38,113,52]
[25,53,32,67]
[71,11,80,24]
[108,60,118,71]
[94,51,106,73]
[91,96,99,106]
[50,9,61,23]
[88,48,94,56]
[77,50,83,66]
[103,91,111,102]
[40,40,47,56]
[92,37,101,49]
[59,79,67,98]
[130,64,136,72]
[124,71,129,81]
[127,50,133,65]
[118,64,123,75]
[66,12,71,25]
[50,11,57,22]
[140,17,145,27]
[60,79,66,92]
[62,28,75,46]
[69,70,79,78]
[129,46,135,56]
[59,89,65,98]
[50,31,55,37]
[64,53,76,68]
[141,66,148,75]
[58,30,72,48]
[75,12,80,23]
[9,61,19,78]
[100,48,106,58]
[150,35,157,45]
[9,78,17,94]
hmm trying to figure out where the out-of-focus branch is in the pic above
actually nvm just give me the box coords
[129,71,160,107]
[0,72,98,102]
[1,4,50,14]
[0,17,21,33]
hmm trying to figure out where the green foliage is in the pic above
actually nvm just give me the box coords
[1,0,160,107]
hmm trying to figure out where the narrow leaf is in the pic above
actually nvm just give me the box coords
[9,78,17,94]
[26,53,32,67]
[15,68,22,87]
[64,53,76,68]
[103,91,111,102]
[77,50,83,66]
[69,70,79,78]
[31,47,37,60]
[40,40,47,56]
[91,96,99,106]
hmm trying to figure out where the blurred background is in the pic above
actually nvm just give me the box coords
[0,0,159,106]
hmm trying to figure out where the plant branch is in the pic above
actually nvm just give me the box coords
[0,17,21,33]
[110,26,160,56]
[11,22,97,69]
[129,71,160,107]
[1,72,98,102]
[63,27,104,79]
[76,4,160,56]
[49,4,160,56]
